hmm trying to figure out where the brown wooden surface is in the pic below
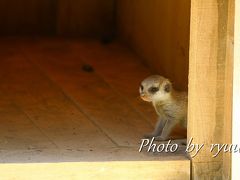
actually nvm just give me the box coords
[0,0,114,36]
[0,43,113,151]
[0,98,55,150]
[21,39,153,147]
[0,0,57,35]
[67,40,187,139]
[0,38,189,172]
[116,0,190,91]
[57,0,115,37]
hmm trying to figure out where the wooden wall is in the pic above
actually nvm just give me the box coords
[116,0,191,91]
[0,0,57,35]
[0,0,115,36]
[232,0,240,178]
[57,0,115,37]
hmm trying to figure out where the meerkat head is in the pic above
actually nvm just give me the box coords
[139,75,172,102]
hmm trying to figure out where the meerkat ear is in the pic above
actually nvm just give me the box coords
[164,82,172,93]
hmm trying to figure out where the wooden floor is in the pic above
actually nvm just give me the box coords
[0,38,190,179]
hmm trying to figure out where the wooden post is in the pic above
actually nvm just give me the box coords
[232,0,240,179]
[188,0,235,179]
[223,0,234,179]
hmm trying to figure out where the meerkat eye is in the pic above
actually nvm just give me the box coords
[164,83,171,93]
[148,87,159,93]
[140,84,144,91]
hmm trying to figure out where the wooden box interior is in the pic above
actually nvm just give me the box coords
[0,1,191,179]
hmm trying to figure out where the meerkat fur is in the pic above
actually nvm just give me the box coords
[139,75,187,141]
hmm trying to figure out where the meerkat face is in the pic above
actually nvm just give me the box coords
[139,75,172,102]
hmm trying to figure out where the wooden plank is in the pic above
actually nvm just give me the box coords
[0,94,55,151]
[0,44,113,151]
[21,39,153,147]
[232,0,240,179]
[188,0,234,179]
[0,160,190,180]
[0,144,188,163]
[0,0,57,35]
[116,0,190,91]
[68,40,156,125]
[0,88,188,163]
[223,0,234,179]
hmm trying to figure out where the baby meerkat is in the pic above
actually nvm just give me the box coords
[139,75,187,141]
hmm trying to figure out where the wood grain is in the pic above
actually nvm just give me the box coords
[0,0,114,36]
[232,0,240,179]
[0,0,57,35]
[21,39,153,147]
[0,160,190,180]
[188,0,234,179]
[0,43,113,151]
[0,38,189,178]
[116,0,190,91]
[68,40,157,126]
[57,0,115,37]
[68,40,187,139]
[223,0,234,179]
[0,95,55,150]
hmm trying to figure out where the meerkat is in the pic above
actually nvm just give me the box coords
[139,75,187,141]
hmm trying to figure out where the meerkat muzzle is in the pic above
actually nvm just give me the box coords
[140,94,151,102]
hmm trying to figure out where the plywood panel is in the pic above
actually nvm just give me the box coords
[68,40,156,126]
[0,96,55,151]
[57,0,115,37]
[116,0,190,91]
[0,43,113,151]
[0,0,57,35]
[21,38,153,147]
[0,0,115,36]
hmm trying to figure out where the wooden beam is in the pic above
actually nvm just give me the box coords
[232,0,240,179]
[223,0,234,179]
[188,0,234,179]
[0,161,190,180]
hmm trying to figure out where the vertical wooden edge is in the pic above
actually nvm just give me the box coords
[232,0,240,179]
[188,0,235,179]
[223,0,235,179]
